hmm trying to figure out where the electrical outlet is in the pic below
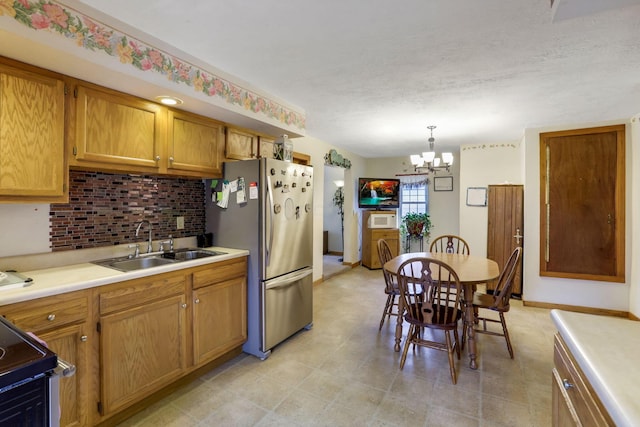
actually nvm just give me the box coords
[176,216,185,230]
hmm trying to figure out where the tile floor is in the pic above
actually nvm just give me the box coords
[118,266,556,427]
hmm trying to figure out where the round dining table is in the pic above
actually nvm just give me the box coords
[383,251,499,370]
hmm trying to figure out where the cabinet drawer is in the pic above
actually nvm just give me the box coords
[100,273,186,315]
[193,258,247,289]
[3,293,89,333]
[553,335,613,426]
[372,229,399,240]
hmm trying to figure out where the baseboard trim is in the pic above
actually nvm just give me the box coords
[523,300,628,318]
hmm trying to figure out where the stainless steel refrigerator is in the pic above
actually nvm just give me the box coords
[206,158,313,359]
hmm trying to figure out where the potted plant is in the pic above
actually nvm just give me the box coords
[401,212,432,240]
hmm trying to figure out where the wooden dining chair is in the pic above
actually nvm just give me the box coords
[376,239,400,330]
[396,257,463,384]
[429,235,470,255]
[464,247,522,358]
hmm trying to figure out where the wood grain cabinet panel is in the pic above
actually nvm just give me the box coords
[71,84,164,171]
[167,110,225,176]
[0,60,67,201]
[225,126,257,160]
[193,276,247,365]
[99,293,188,416]
[552,334,614,426]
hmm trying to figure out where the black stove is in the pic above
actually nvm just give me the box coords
[0,316,58,426]
[0,316,56,391]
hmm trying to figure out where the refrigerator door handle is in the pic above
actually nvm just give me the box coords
[266,175,275,266]
[265,268,313,290]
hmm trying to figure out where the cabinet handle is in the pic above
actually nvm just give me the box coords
[80,335,88,342]
[562,379,574,390]
[181,303,187,309]
[47,314,56,321]
[194,298,200,304]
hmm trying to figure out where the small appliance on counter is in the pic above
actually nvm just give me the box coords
[0,271,33,292]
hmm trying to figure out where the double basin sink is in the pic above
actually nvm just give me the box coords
[92,248,227,272]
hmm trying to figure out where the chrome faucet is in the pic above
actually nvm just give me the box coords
[135,220,153,253]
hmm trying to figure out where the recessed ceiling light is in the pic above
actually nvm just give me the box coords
[156,96,183,106]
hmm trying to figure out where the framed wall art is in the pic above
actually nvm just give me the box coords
[466,187,487,206]
[433,176,453,192]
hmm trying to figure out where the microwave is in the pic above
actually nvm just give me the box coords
[367,213,396,229]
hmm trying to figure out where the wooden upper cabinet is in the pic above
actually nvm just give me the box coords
[258,135,275,159]
[0,60,67,202]
[225,126,257,160]
[70,84,165,172]
[167,110,225,176]
[540,125,625,282]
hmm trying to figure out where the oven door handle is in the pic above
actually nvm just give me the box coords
[53,357,76,378]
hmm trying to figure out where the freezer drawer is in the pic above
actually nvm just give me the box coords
[263,268,313,352]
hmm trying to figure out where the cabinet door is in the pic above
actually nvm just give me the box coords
[39,324,89,427]
[258,136,274,159]
[225,127,257,160]
[552,368,581,426]
[0,63,66,200]
[99,294,187,415]
[193,276,247,365]
[72,85,164,170]
[167,110,224,176]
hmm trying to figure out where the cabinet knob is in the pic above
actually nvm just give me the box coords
[80,335,88,342]
[169,156,174,162]
[194,298,200,304]
[181,303,187,309]
[155,155,161,161]
[47,314,56,321]
[562,379,574,390]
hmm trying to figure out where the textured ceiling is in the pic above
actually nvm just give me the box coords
[67,1,640,157]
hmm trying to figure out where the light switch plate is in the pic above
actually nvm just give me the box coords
[176,216,185,230]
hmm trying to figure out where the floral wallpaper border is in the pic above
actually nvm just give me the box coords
[1,0,306,131]
[462,142,518,151]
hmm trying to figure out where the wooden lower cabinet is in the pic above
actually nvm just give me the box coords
[99,293,188,415]
[0,256,248,426]
[193,276,247,364]
[552,334,613,426]
[0,290,91,427]
[362,227,400,269]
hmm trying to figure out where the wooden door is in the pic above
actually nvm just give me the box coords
[487,185,523,295]
[540,125,625,282]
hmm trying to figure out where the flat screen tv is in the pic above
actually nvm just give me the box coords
[358,178,400,209]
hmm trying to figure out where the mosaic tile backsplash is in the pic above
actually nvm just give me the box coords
[50,171,205,251]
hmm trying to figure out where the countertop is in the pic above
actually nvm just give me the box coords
[551,309,640,427]
[0,247,249,306]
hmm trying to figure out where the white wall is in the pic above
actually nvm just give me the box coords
[290,136,366,282]
[459,141,524,258]
[522,119,633,311]
[365,156,461,240]
[0,204,50,257]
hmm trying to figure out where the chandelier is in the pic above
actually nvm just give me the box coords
[410,125,454,173]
